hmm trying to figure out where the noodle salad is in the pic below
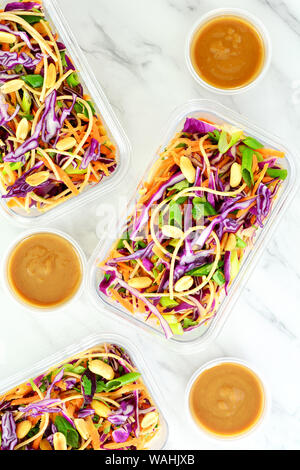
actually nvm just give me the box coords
[0,344,160,450]
[99,117,287,339]
[0,1,117,214]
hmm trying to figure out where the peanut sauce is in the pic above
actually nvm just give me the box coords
[191,16,265,90]
[7,233,82,308]
[189,362,265,437]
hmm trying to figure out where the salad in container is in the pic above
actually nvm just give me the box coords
[0,0,130,224]
[88,100,297,351]
[0,336,167,450]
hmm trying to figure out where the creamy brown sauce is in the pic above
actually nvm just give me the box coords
[189,362,265,437]
[7,233,82,308]
[191,16,265,89]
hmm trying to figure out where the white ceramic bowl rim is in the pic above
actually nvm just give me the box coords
[186,7,272,95]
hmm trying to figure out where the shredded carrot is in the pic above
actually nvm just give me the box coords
[253,163,269,195]
[257,148,285,158]
[34,59,44,75]
[32,434,43,450]
[86,417,101,450]
[111,290,134,314]
[11,395,39,406]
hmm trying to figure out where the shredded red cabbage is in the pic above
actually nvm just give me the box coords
[1,412,17,451]
[80,138,101,170]
[0,25,33,50]
[0,50,43,70]
[2,161,48,199]
[4,2,42,11]
[183,117,218,135]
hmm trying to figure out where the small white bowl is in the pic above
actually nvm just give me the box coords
[2,228,86,314]
[185,357,271,442]
[186,8,272,95]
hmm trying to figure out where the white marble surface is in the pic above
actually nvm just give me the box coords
[1,0,300,450]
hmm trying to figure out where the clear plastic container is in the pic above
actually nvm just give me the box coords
[185,357,271,441]
[0,333,169,450]
[185,8,272,95]
[0,0,131,227]
[87,99,299,354]
[2,227,86,314]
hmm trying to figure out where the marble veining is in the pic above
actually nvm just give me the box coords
[0,0,299,450]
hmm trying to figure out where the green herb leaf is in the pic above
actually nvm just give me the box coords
[55,416,79,449]
[208,130,220,144]
[96,380,107,393]
[21,74,44,88]
[175,143,188,149]
[82,374,92,396]
[183,318,198,329]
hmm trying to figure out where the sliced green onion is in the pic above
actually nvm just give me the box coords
[213,270,225,286]
[84,101,96,118]
[169,200,182,227]
[192,197,217,219]
[241,145,254,187]
[105,372,141,391]
[236,236,247,249]
[230,250,240,280]
[218,130,243,155]
[188,261,224,277]
[20,15,42,25]
[266,168,288,181]
[243,136,264,150]
[162,314,178,325]
[65,164,87,175]
[67,72,80,88]
[160,297,179,308]
[170,323,184,336]
[168,179,189,192]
